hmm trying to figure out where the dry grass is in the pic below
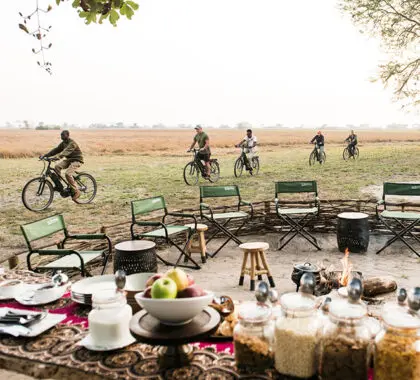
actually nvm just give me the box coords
[1,129,420,158]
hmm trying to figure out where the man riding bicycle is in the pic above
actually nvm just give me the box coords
[310,130,325,163]
[235,129,257,172]
[188,125,211,177]
[41,130,84,202]
[344,130,358,156]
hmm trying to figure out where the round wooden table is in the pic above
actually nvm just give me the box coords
[114,240,157,274]
[129,307,220,369]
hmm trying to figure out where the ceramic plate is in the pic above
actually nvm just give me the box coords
[71,275,116,304]
[15,284,69,306]
[79,334,136,351]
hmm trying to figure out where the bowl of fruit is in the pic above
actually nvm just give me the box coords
[135,268,213,326]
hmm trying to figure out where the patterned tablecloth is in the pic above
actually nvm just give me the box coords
[0,271,281,379]
[0,271,374,380]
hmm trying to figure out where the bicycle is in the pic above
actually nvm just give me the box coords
[309,143,326,166]
[343,144,359,160]
[22,157,97,212]
[234,146,260,177]
[183,149,220,186]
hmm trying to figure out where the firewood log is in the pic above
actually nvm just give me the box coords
[363,277,397,297]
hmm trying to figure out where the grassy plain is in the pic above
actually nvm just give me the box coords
[1,129,420,261]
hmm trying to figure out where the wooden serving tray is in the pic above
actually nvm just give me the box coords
[129,307,220,346]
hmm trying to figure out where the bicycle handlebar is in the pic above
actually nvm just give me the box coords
[39,156,59,162]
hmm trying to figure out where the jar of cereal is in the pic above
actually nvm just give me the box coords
[274,285,320,378]
[374,287,420,380]
[318,279,371,380]
[233,301,274,371]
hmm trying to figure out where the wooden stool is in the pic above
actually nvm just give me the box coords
[185,224,208,264]
[238,242,275,291]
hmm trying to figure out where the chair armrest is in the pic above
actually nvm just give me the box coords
[67,234,107,240]
[164,212,198,229]
[131,221,169,240]
[315,197,320,214]
[63,233,112,252]
[135,221,163,227]
[200,203,213,218]
[36,249,79,256]
[376,200,385,219]
[239,200,254,218]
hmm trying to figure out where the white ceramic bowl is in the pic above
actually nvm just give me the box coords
[0,280,24,299]
[134,291,214,326]
[125,273,155,293]
[34,283,68,301]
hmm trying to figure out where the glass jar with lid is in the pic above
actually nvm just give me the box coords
[88,289,133,347]
[233,301,274,371]
[318,289,371,380]
[274,290,320,378]
[374,295,420,380]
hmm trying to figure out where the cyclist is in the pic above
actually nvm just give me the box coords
[235,129,257,172]
[188,125,211,177]
[310,130,325,163]
[40,130,84,201]
[344,130,358,156]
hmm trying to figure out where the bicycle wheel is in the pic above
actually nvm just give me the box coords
[74,173,97,204]
[343,148,350,160]
[320,151,326,164]
[234,158,243,177]
[251,157,260,175]
[183,162,199,186]
[309,151,317,166]
[22,177,54,212]
[208,160,220,183]
[353,147,359,159]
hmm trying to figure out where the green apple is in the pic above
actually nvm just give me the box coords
[165,268,189,292]
[151,277,177,299]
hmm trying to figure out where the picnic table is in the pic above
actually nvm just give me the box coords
[0,270,377,380]
[0,270,279,379]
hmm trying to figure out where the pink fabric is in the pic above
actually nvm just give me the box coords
[1,292,88,328]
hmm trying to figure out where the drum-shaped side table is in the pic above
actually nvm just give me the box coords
[114,240,157,274]
[337,212,370,253]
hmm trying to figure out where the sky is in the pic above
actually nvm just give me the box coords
[0,0,418,127]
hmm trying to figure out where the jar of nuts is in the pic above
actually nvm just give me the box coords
[233,302,274,372]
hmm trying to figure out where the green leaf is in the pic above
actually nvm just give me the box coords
[79,11,89,18]
[125,5,134,20]
[120,4,126,15]
[72,0,80,8]
[56,0,61,5]
[99,13,109,24]
[127,1,139,11]
[109,9,120,26]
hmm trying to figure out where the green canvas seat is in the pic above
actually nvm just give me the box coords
[130,196,200,269]
[277,207,318,215]
[207,211,248,220]
[275,181,321,250]
[376,182,420,257]
[200,185,253,258]
[21,214,112,277]
[141,226,190,238]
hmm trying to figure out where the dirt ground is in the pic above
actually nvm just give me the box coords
[1,232,419,379]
